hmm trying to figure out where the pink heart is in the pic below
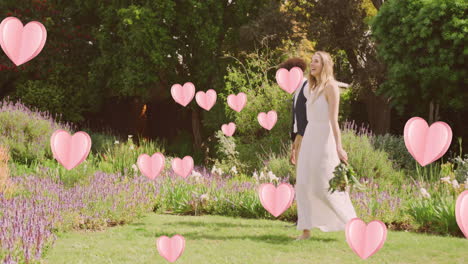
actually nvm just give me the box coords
[275,67,304,94]
[50,130,91,170]
[227,93,247,112]
[171,156,194,178]
[0,17,47,66]
[156,235,185,263]
[221,122,236,137]
[171,82,195,107]
[345,218,387,260]
[404,117,452,166]
[456,190,468,239]
[258,183,294,217]
[257,110,277,130]
[195,89,217,111]
[137,153,165,180]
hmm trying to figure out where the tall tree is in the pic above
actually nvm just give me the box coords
[371,0,467,124]
[0,0,100,122]
[286,0,391,134]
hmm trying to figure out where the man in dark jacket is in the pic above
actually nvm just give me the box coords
[278,58,308,228]
[278,58,308,170]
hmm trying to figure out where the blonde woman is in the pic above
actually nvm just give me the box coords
[294,51,357,240]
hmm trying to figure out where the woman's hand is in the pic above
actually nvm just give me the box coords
[337,147,348,165]
[290,146,296,165]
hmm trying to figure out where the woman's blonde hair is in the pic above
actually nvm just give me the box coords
[307,51,336,103]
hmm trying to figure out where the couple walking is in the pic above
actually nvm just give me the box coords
[282,51,357,240]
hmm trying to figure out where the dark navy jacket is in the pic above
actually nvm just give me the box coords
[290,80,308,142]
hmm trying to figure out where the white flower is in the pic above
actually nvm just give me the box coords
[420,188,431,199]
[114,140,120,145]
[216,167,223,175]
[132,164,138,173]
[259,171,266,181]
[230,166,238,175]
[129,145,135,150]
[211,166,217,174]
[128,135,133,139]
[253,171,259,182]
[452,179,460,189]
[440,176,451,184]
[268,171,279,182]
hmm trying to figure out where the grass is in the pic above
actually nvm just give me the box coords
[44,214,467,264]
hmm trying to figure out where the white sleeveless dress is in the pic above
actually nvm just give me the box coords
[295,86,357,232]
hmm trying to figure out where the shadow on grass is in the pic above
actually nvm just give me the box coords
[162,221,276,229]
[148,231,337,245]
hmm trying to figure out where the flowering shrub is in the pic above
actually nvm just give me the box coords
[406,176,465,237]
[0,172,159,263]
[350,177,408,227]
[0,99,73,165]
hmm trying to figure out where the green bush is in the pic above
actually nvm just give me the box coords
[371,133,415,171]
[261,144,295,184]
[97,136,165,176]
[0,99,72,165]
[88,130,118,154]
[342,121,405,184]
[407,191,461,237]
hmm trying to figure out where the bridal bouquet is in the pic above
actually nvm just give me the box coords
[328,162,365,194]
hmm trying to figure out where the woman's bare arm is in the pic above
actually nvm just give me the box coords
[325,82,343,150]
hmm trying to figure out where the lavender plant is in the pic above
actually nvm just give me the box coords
[0,171,159,263]
[0,98,73,165]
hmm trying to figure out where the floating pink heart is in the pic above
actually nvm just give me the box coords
[345,218,387,260]
[404,117,452,166]
[171,82,195,107]
[221,122,236,137]
[257,110,277,130]
[195,89,217,111]
[456,190,468,239]
[275,67,303,94]
[137,153,165,180]
[227,93,247,112]
[50,130,92,170]
[0,17,47,66]
[156,235,185,263]
[258,183,294,217]
[171,156,194,178]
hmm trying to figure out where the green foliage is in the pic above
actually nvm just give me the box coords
[407,191,461,236]
[452,155,468,184]
[339,87,355,122]
[90,2,176,100]
[212,130,245,175]
[88,131,118,154]
[341,126,405,184]
[97,136,165,176]
[371,0,468,114]
[0,105,71,165]
[2,0,100,123]
[215,49,291,172]
[261,147,296,184]
[371,133,415,171]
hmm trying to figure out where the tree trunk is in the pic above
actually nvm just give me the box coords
[362,88,391,135]
[428,101,440,125]
[429,100,435,124]
[191,107,202,150]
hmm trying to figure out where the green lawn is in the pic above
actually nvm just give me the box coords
[44,214,467,264]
